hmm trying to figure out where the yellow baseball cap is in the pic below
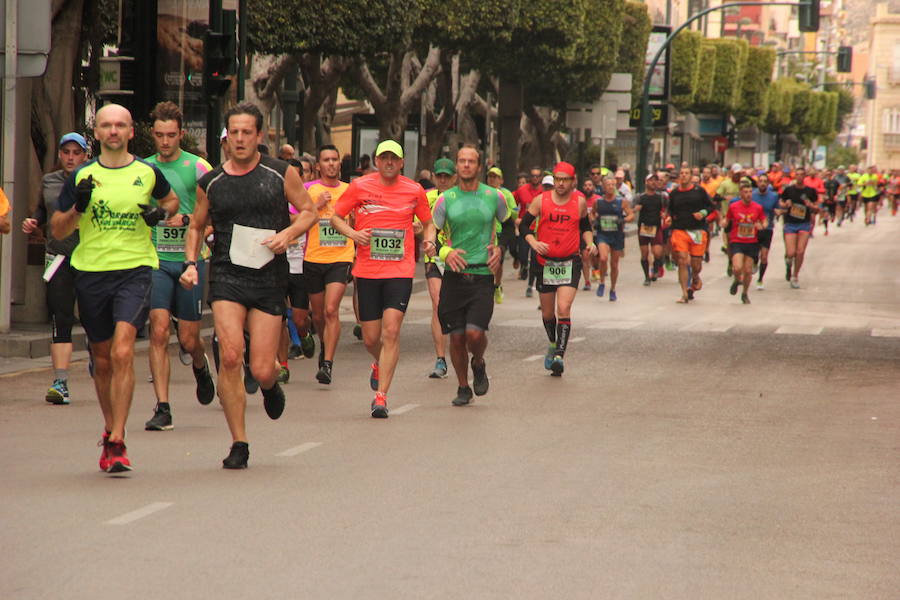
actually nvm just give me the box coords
[487,167,503,177]
[375,140,404,158]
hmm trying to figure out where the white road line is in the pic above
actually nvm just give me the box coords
[871,328,900,338]
[680,322,733,333]
[392,403,420,415]
[570,337,585,343]
[276,442,322,457]
[587,321,643,330]
[106,502,173,526]
[775,325,824,336]
[524,354,544,362]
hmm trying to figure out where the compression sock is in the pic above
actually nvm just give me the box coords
[556,319,572,357]
[543,318,557,344]
[758,262,768,282]
[653,258,663,273]
[640,259,650,279]
[54,368,68,382]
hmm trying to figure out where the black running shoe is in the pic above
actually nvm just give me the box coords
[741,293,751,304]
[687,289,694,301]
[353,324,363,340]
[316,360,333,385]
[244,363,259,395]
[471,357,489,396]
[145,403,173,431]
[301,333,316,359]
[223,442,249,469]
[262,383,285,420]
[194,356,215,405]
[452,386,474,406]
[729,279,740,296]
[287,344,302,360]
[550,354,565,377]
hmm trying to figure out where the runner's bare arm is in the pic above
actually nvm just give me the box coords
[266,167,317,253]
[622,198,635,223]
[50,207,79,240]
[179,186,210,290]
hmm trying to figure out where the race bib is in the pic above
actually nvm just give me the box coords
[639,224,657,237]
[737,222,755,238]
[318,221,347,247]
[157,225,187,253]
[599,215,618,232]
[370,228,405,261]
[43,253,64,282]
[687,230,704,245]
[789,204,807,219]
[542,259,573,286]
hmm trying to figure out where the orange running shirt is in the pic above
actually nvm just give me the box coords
[304,179,354,263]
[334,172,431,279]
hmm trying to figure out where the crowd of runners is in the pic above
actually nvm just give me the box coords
[20,100,900,472]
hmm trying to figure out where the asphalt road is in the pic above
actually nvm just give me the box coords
[2,212,898,599]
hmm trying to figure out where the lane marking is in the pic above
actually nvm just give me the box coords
[391,403,420,415]
[276,442,322,457]
[570,337,585,343]
[524,354,544,362]
[871,328,900,338]
[587,321,643,330]
[775,325,824,336]
[680,322,733,333]
[106,502,174,525]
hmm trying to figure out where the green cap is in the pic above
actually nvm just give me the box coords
[375,139,404,158]
[434,157,455,175]
[487,166,503,177]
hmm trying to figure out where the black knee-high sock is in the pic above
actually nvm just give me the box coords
[653,258,663,274]
[640,259,650,279]
[556,318,572,356]
[543,318,557,344]
[758,262,768,282]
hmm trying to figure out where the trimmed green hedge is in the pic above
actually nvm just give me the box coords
[735,46,776,124]
[617,1,652,108]
[689,38,748,115]
[692,44,718,106]
[671,30,702,110]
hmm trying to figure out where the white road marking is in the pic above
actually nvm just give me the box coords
[680,322,733,333]
[406,316,433,325]
[775,325,824,336]
[570,337,585,343]
[276,442,322,457]
[391,403,420,415]
[524,354,544,362]
[106,502,173,526]
[587,321,643,330]
[870,328,900,338]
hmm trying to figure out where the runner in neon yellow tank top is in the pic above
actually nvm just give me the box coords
[142,102,216,432]
[52,103,179,474]
[486,166,517,304]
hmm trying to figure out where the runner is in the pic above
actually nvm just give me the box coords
[143,101,216,431]
[668,166,714,303]
[593,175,633,301]
[821,168,840,236]
[422,157,455,379]
[180,102,317,468]
[303,144,354,385]
[723,180,767,304]
[330,139,435,418]
[751,173,779,290]
[859,165,881,226]
[846,164,861,222]
[51,104,179,473]
[21,132,88,405]
[520,161,596,376]
[634,172,668,286]
[428,146,506,406]
[833,165,850,226]
[486,166,518,302]
[779,167,819,289]
[512,166,544,283]
[715,165,742,267]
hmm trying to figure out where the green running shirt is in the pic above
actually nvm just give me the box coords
[432,183,508,276]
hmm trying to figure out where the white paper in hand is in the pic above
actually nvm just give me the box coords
[230,223,276,269]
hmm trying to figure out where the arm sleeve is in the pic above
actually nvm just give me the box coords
[431,195,447,229]
[150,165,172,200]
[495,190,509,222]
[333,182,360,218]
[413,188,432,223]
[196,158,213,179]
[56,171,78,212]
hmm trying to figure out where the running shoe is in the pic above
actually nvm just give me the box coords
[471,357,489,396]
[591,269,600,282]
[106,440,132,473]
[147,373,154,383]
[544,343,557,370]
[145,403,173,431]
[316,360,333,385]
[262,383,286,419]
[790,278,800,289]
[223,441,249,469]
[665,258,675,271]
[730,279,740,296]
[178,344,192,366]
[371,392,389,418]
[287,344,302,360]
[582,282,591,291]
[494,285,504,304]
[300,333,316,359]
[452,386,474,406]
[429,357,448,379]
[353,324,363,340]
[45,379,70,405]
[518,266,528,280]
[370,362,379,391]
[596,283,605,298]
[657,266,665,279]
[643,278,651,286]
[687,289,694,301]
[550,354,564,377]
[609,290,617,302]
[98,432,111,472]
[741,293,751,304]
[277,365,290,384]
[726,262,733,277]
[756,282,765,291]
[525,286,533,298]
[194,356,215,405]
[244,363,259,394]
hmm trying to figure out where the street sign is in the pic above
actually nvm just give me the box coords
[713,136,728,154]
[629,104,669,128]
[0,0,51,77]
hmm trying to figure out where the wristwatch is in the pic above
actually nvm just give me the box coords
[182,260,197,273]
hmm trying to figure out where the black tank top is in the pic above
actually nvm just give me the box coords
[198,154,291,288]
[594,196,624,233]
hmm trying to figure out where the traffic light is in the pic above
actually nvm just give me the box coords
[864,78,876,100]
[203,29,235,98]
[798,0,820,32]
[836,46,852,73]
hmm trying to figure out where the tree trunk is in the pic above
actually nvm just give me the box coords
[317,86,339,146]
[298,54,348,153]
[247,54,295,146]
[523,105,563,169]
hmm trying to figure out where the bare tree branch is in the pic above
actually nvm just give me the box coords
[400,46,441,111]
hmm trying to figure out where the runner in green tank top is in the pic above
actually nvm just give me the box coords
[427,146,507,407]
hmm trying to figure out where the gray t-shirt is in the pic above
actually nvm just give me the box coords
[39,170,79,256]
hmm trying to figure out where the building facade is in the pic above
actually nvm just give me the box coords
[864,3,900,169]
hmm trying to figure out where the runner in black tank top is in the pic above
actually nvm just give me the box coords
[634,172,668,285]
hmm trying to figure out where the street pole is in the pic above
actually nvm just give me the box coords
[636,1,804,194]
[0,0,18,332]
[206,0,223,163]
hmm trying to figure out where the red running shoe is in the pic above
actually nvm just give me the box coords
[106,440,133,473]
[98,432,111,472]
[371,391,389,418]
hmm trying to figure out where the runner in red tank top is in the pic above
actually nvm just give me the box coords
[519,162,596,377]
